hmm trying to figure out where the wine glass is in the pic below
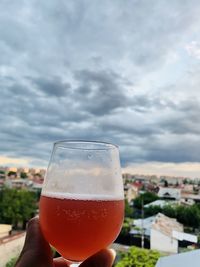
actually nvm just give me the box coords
[39,140,124,264]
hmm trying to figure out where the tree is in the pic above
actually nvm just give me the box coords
[144,205,163,217]
[0,188,37,229]
[125,199,134,218]
[162,205,177,218]
[139,201,200,230]
[116,246,160,267]
[120,217,132,236]
[7,171,17,177]
[20,172,28,179]
[134,192,159,209]
[176,205,200,229]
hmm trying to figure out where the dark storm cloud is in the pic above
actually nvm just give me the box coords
[159,99,200,135]
[143,133,200,163]
[74,69,129,115]
[1,69,200,165]
[31,77,71,97]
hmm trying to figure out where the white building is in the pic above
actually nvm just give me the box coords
[144,199,177,208]
[0,224,12,238]
[150,213,183,254]
[124,184,138,203]
[131,213,197,254]
[181,193,200,203]
[130,215,156,236]
[158,187,181,200]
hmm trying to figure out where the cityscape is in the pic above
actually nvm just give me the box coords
[1,166,200,266]
[1,0,200,266]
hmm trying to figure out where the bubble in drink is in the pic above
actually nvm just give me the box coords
[39,193,124,262]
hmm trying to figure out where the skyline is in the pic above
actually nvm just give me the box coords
[1,1,200,177]
[1,156,200,179]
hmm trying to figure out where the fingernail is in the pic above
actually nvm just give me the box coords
[109,249,116,259]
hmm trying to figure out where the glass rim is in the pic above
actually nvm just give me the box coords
[53,140,118,151]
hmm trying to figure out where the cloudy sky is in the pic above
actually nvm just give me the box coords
[1,0,200,177]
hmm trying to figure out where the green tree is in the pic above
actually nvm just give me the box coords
[176,205,200,229]
[144,205,163,217]
[139,201,200,230]
[7,171,17,177]
[20,172,28,179]
[134,192,159,209]
[161,204,200,229]
[125,199,134,218]
[120,217,132,236]
[116,246,160,267]
[162,205,177,218]
[0,188,37,229]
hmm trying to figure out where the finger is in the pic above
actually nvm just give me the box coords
[16,217,53,267]
[22,217,52,256]
[53,257,71,267]
[80,249,116,267]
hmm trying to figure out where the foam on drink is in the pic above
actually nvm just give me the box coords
[42,191,124,201]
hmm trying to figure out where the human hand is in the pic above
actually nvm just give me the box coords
[15,217,116,267]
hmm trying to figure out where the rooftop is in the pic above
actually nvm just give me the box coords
[156,249,200,267]
[152,213,183,237]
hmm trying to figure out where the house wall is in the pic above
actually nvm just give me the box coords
[126,187,138,202]
[0,225,12,238]
[0,233,25,267]
[150,228,178,254]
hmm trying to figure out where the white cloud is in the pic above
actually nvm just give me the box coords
[0,156,30,166]
[185,41,200,59]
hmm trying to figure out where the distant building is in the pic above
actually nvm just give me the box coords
[32,182,43,194]
[124,184,138,203]
[144,199,177,208]
[131,213,197,254]
[122,173,133,180]
[131,215,156,236]
[0,224,12,238]
[182,184,194,193]
[158,187,181,200]
[180,198,195,206]
[150,213,183,253]
[181,193,200,203]
[159,176,185,186]
[5,179,30,189]
[0,170,5,179]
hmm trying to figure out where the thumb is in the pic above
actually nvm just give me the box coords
[16,217,53,267]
